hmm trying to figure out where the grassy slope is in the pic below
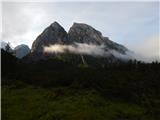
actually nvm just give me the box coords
[2,84,155,120]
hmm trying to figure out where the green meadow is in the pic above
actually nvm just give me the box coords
[2,84,159,120]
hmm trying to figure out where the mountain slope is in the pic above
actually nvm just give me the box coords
[32,22,68,53]
[68,23,104,44]
[68,23,128,54]
[14,44,30,58]
[1,41,8,49]
[28,21,131,62]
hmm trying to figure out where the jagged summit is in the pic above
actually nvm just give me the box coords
[29,21,129,61]
[31,21,68,53]
[50,21,63,29]
[71,22,99,30]
[68,22,103,44]
[71,22,103,37]
[68,22,128,54]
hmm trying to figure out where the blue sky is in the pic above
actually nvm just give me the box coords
[1,1,160,60]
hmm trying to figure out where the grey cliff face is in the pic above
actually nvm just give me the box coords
[103,37,128,54]
[31,22,68,53]
[68,22,128,54]
[68,23,104,45]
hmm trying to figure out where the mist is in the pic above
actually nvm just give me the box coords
[44,42,133,60]
[44,42,160,63]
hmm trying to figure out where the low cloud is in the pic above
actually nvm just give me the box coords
[44,43,106,56]
[44,42,132,60]
[44,42,160,63]
[127,36,160,62]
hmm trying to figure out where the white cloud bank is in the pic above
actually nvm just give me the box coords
[44,43,106,56]
[44,42,133,60]
[44,42,160,62]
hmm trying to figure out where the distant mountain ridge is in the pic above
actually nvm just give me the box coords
[1,41,30,59]
[31,22,129,59]
[2,21,131,63]
[14,44,30,58]
[31,22,128,53]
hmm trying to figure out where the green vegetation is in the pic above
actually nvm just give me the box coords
[1,49,160,120]
[2,85,155,120]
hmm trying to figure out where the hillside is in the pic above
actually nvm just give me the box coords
[1,49,160,120]
[1,21,160,120]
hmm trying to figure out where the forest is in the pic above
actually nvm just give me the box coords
[1,49,160,120]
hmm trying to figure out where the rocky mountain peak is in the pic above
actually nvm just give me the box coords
[68,22,104,45]
[72,22,97,30]
[31,21,68,53]
[30,21,129,61]
[51,21,60,26]
[50,21,64,31]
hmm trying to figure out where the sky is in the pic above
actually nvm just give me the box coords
[1,1,160,61]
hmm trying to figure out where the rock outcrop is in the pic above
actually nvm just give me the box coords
[68,23,104,45]
[68,23,128,54]
[31,22,68,53]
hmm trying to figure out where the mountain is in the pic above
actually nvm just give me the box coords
[68,23,104,45]
[13,44,30,58]
[27,21,131,63]
[0,41,30,59]
[68,23,128,54]
[0,41,14,53]
[31,22,68,53]
[1,41,8,49]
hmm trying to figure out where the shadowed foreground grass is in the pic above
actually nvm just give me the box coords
[2,84,156,120]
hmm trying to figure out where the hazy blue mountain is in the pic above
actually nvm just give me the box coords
[1,41,13,53]
[1,41,8,49]
[14,44,30,58]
